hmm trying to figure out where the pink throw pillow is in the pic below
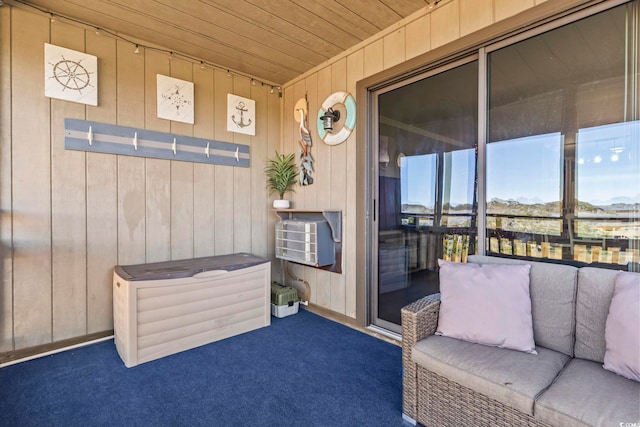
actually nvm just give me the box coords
[603,271,640,382]
[436,259,536,354]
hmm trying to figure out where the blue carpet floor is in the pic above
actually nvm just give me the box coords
[0,309,408,427]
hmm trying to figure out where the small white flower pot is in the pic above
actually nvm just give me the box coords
[273,199,290,209]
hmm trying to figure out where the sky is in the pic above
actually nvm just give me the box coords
[486,133,563,204]
[574,121,639,204]
[401,153,437,208]
[400,121,639,208]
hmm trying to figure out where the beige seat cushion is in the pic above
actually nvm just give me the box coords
[412,335,569,415]
[535,358,640,427]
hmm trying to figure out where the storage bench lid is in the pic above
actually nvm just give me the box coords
[114,253,269,281]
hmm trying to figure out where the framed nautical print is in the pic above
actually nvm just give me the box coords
[227,94,256,136]
[157,74,195,124]
[44,43,98,106]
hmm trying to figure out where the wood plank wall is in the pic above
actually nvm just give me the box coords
[280,0,546,319]
[0,0,556,355]
[0,6,280,354]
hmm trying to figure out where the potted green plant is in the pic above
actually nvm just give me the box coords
[265,151,298,208]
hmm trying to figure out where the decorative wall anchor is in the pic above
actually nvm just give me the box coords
[227,94,256,136]
[232,101,252,128]
[294,96,314,186]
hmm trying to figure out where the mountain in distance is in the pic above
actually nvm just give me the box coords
[590,195,638,205]
[515,197,545,204]
[589,195,640,212]
[402,203,434,213]
[402,197,638,215]
[605,202,640,212]
[487,198,563,216]
[486,198,637,216]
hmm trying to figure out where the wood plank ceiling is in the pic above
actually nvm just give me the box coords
[11,0,432,85]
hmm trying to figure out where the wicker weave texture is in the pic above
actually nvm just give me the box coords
[401,293,554,427]
[417,367,552,427]
[401,294,441,420]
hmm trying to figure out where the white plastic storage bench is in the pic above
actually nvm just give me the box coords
[113,253,270,367]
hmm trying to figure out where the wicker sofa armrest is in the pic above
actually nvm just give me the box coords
[400,293,441,421]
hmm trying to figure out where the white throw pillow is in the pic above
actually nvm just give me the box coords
[603,271,640,382]
[436,259,537,354]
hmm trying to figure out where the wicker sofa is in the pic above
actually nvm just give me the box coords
[401,255,640,427]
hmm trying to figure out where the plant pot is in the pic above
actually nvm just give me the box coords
[273,199,290,209]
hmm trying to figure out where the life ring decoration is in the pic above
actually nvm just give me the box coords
[317,91,356,145]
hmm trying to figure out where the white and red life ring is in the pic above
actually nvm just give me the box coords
[317,91,356,145]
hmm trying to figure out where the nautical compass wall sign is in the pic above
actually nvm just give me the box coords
[44,43,98,106]
[157,74,195,124]
[227,94,256,136]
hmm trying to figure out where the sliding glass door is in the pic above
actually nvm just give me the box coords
[372,60,478,333]
[485,2,639,266]
[369,0,639,332]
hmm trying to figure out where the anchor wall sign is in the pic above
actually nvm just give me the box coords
[227,94,256,136]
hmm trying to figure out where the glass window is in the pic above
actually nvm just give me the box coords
[575,122,639,222]
[374,60,478,331]
[486,133,563,237]
[401,153,437,215]
[442,149,475,211]
[573,121,640,264]
[487,2,639,267]
[442,148,476,227]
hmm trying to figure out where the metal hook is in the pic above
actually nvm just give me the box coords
[87,126,93,146]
